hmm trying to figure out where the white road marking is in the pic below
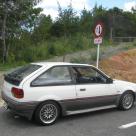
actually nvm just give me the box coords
[119,122,136,129]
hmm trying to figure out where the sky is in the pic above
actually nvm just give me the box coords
[36,0,136,20]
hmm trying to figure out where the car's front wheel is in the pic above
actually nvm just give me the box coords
[35,101,60,125]
[118,91,134,110]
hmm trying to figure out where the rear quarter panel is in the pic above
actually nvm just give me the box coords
[21,65,76,102]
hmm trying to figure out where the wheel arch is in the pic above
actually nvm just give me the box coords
[32,99,64,120]
[121,90,135,100]
[117,90,136,106]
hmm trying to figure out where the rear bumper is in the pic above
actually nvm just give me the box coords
[1,91,39,120]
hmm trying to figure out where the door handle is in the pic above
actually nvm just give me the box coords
[80,88,86,91]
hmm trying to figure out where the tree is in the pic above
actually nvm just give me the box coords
[80,8,93,35]
[32,14,53,43]
[0,0,42,63]
[108,7,136,37]
[56,1,80,37]
[92,5,109,38]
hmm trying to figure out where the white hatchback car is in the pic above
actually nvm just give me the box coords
[2,62,136,125]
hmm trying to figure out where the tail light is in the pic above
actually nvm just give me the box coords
[11,87,24,99]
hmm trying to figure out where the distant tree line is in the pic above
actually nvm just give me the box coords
[0,1,136,63]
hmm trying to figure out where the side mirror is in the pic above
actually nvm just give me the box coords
[107,78,113,84]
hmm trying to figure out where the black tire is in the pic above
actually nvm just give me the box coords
[118,91,134,110]
[34,101,60,126]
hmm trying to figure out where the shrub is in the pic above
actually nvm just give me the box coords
[133,39,136,46]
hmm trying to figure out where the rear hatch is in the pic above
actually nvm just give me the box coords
[3,64,42,99]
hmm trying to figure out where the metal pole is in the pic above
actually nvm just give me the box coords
[96,44,100,68]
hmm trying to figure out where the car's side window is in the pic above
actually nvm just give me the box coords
[32,66,73,86]
[72,66,107,84]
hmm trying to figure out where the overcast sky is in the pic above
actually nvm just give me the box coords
[36,0,136,20]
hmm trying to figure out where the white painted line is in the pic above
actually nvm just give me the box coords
[119,122,136,129]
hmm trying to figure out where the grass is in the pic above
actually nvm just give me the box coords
[0,62,26,71]
[0,42,135,71]
[71,42,136,64]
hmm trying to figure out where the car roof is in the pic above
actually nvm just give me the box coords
[30,62,109,78]
[31,62,94,67]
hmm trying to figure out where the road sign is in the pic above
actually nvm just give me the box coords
[94,37,103,44]
[94,22,104,68]
[94,22,103,38]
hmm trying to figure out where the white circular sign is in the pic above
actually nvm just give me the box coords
[95,24,103,37]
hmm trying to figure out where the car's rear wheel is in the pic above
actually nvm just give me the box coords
[118,92,134,110]
[35,101,60,125]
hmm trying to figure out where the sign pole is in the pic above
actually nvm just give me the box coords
[94,22,103,68]
[96,44,100,68]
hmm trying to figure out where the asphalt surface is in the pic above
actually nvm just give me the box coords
[0,105,136,136]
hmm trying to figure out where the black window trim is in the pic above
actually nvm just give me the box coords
[69,65,111,85]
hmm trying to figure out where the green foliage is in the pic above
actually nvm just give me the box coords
[0,0,42,63]
[70,56,87,63]
[12,34,92,63]
[0,61,26,71]
[55,1,80,37]
[32,15,53,43]
[90,52,97,61]
[80,9,93,35]
[133,39,136,46]
[1,1,136,65]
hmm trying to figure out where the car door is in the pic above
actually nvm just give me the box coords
[71,66,118,110]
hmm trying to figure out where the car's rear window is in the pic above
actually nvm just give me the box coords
[4,64,41,86]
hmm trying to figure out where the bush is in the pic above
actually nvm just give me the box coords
[90,52,97,61]
[70,56,87,63]
[3,33,94,64]
[133,39,136,46]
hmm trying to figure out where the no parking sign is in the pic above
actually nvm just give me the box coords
[94,22,103,44]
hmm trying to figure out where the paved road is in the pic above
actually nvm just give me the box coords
[0,105,136,136]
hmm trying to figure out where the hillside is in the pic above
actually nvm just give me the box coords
[100,49,136,83]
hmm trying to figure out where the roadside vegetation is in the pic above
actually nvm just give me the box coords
[1,1,136,67]
[0,42,135,71]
